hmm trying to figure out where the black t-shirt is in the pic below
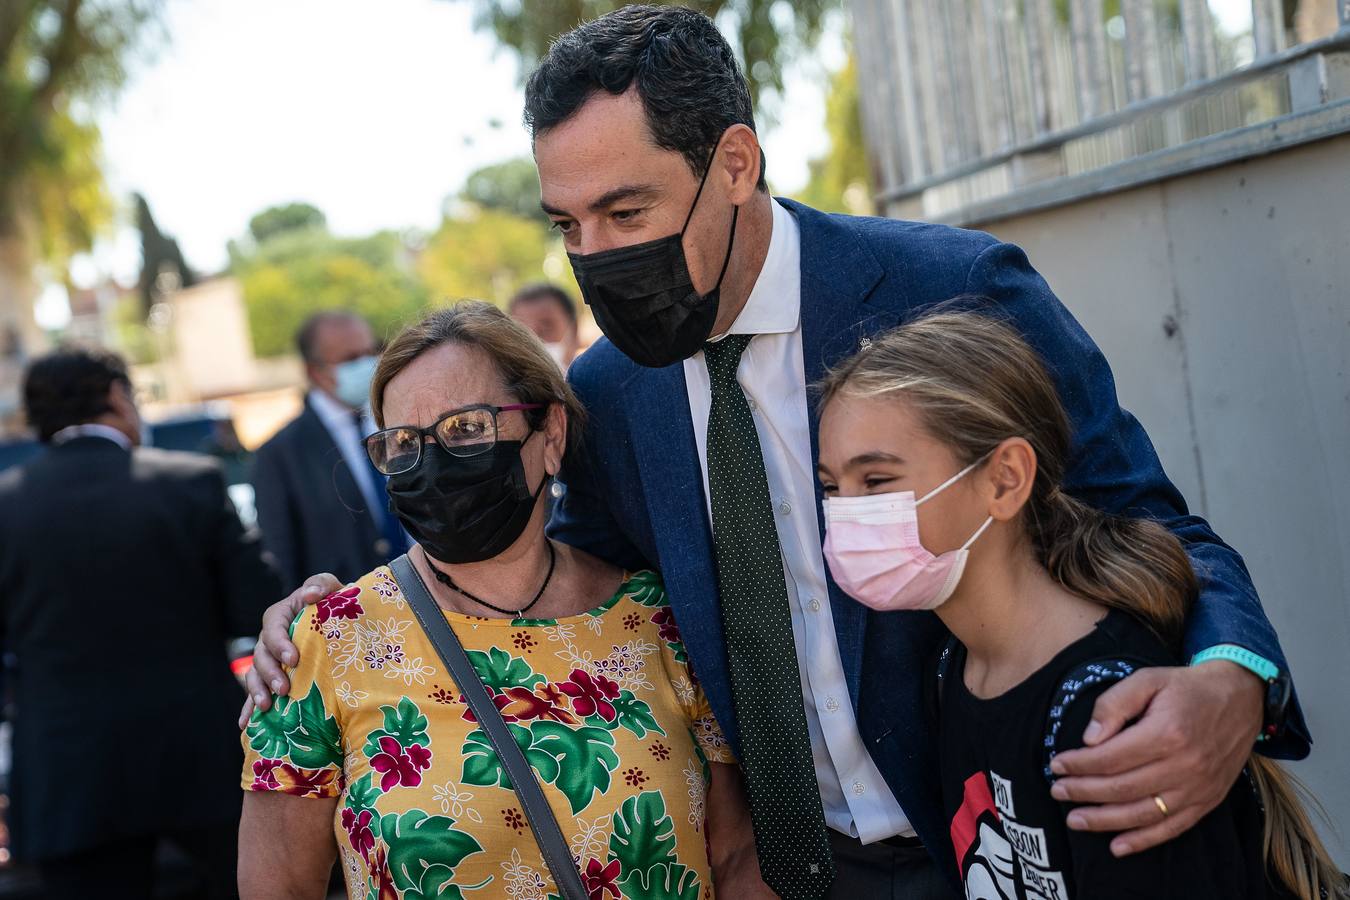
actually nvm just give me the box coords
[936,609,1288,900]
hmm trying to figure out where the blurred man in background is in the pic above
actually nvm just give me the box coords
[508,282,583,369]
[0,346,279,899]
[250,311,406,588]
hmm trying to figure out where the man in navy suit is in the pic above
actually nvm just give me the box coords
[251,311,407,587]
[247,7,1307,897]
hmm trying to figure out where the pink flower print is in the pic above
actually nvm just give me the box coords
[341,807,375,858]
[315,586,364,627]
[370,736,432,791]
[251,758,282,791]
[650,608,681,644]
[559,669,620,722]
[582,858,622,900]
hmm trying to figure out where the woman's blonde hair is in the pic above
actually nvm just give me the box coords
[370,300,586,462]
[820,309,1345,900]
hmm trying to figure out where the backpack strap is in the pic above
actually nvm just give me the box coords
[1042,658,1149,783]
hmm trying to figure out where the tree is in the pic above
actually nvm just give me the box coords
[457,0,840,108]
[0,0,162,267]
[797,51,871,215]
[458,158,543,221]
[417,206,553,308]
[135,192,195,312]
[232,215,429,359]
[248,202,327,246]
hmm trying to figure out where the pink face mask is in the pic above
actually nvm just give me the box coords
[822,459,994,611]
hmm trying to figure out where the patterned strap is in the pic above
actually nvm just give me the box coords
[1042,657,1147,782]
[390,554,588,900]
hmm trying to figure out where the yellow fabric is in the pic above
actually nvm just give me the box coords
[242,566,732,900]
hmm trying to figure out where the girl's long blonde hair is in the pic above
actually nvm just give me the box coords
[821,310,1345,900]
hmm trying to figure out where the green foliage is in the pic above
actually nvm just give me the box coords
[460,157,542,221]
[248,202,327,245]
[458,0,840,108]
[417,206,551,307]
[235,224,429,358]
[362,696,432,759]
[797,50,871,214]
[0,0,163,269]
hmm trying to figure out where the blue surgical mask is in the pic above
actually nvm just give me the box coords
[334,355,378,409]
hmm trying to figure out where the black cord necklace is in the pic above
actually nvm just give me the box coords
[425,541,556,618]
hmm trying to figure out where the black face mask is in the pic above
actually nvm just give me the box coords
[567,156,739,368]
[386,436,545,565]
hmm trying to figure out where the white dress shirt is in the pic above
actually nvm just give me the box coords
[308,389,384,521]
[683,199,915,843]
[51,423,133,451]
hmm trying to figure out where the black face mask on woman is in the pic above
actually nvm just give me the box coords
[567,155,739,368]
[386,435,545,564]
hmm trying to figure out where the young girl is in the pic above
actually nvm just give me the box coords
[815,311,1345,899]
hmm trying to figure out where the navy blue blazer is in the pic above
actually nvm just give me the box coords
[549,199,1309,865]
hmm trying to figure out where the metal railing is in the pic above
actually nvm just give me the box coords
[852,0,1350,223]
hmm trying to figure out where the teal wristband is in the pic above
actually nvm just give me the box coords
[1189,644,1279,682]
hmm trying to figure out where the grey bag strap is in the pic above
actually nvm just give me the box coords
[389,554,587,900]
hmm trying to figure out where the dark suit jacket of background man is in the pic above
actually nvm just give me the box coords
[0,436,281,862]
[250,396,390,587]
[550,199,1310,875]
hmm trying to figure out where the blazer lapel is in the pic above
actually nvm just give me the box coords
[784,198,897,705]
[622,363,736,742]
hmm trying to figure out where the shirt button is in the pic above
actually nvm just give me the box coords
[825,697,840,712]
[777,499,792,516]
[853,781,866,796]
[808,597,821,612]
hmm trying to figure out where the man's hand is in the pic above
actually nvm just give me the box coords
[1048,661,1262,857]
[237,573,343,728]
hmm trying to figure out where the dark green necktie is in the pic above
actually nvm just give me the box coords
[703,334,835,899]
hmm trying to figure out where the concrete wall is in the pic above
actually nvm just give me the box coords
[977,132,1350,863]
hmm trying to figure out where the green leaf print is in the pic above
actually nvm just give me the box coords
[363,697,430,759]
[528,720,619,815]
[460,725,560,791]
[609,791,676,875]
[612,690,666,739]
[287,688,343,770]
[346,772,381,813]
[379,809,483,894]
[403,865,469,900]
[624,570,666,607]
[466,647,545,693]
[618,862,701,900]
[245,695,300,759]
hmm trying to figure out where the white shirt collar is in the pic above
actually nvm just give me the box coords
[51,423,133,450]
[308,388,369,435]
[714,198,801,339]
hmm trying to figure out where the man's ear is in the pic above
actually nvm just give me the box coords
[718,124,762,205]
[986,437,1037,522]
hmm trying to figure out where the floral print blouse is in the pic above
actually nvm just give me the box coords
[242,567,733,900]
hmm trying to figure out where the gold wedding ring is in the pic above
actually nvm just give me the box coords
[1153,794,1170,818]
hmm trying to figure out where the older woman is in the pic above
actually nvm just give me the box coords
[238,302,765,899]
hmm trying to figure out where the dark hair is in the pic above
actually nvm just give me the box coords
[23,346,131,442]
[510,283,578,325]
[524,4,767,191]
[296,310,365,365]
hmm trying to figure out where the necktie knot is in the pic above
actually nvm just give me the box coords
[703,334,751,386]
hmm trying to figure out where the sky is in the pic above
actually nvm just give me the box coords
[43,0,843,326]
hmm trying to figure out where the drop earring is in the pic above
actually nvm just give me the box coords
[549,480,564,499]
